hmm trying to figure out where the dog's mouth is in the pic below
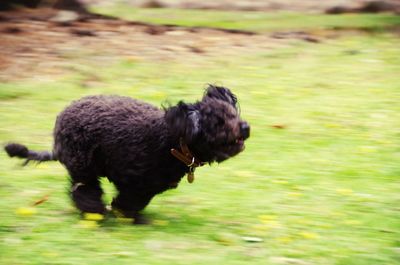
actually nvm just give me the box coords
[235,137,245,149]
[213,138,245,162]
[226,136,245,151]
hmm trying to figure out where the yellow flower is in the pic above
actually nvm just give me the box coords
[78,220,99,229]
[258,214,277,222]
[271,180,289,184]
[299,231,319,239]
[235,171,254,178]
[276,236,293,243]
[288,192,303,197]
[36,164,49,169]
[336,188,354,196]
[83,213,104,221]
[324,123,342,128]
[153,219,169,226]
[16,207,37,216]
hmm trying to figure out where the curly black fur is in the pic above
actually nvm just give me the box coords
[5,143,29,158]
[5,85,250,223]
[5,142,55,165]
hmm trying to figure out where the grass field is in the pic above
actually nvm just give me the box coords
[92,4,400,32]
[0,5,399,265]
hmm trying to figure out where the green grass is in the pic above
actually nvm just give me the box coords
[92,4,400,32]
[0,8,400,265]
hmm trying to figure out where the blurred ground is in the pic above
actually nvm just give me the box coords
[0,8,279,80]
[1,5,399,81]
[1,0,399,81]
[101,0,400,12]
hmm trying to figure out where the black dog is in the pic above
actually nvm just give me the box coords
[5,85,250,223]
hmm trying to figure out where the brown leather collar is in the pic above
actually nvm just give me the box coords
[171,138,205,183]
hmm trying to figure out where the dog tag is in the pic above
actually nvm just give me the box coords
[187,171,195,183]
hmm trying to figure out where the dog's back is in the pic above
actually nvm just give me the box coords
[53,95,167,177]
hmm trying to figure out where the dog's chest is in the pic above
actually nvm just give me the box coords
[155,158,188,190]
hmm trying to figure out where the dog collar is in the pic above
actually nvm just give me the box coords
[170,138,205,183]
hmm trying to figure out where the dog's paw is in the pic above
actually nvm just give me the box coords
[110,206,150,225]
[133,213,150,225]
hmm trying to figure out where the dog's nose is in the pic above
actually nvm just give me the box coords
[240,122,250,140]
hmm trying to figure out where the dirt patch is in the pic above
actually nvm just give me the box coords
[0,7,396,81]
[0,8,292,81]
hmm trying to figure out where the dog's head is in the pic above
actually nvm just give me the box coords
[165,85,250,163]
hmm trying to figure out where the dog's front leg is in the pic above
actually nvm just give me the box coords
[111,188,155,224]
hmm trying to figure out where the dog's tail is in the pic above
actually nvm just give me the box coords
[4,143,57,165]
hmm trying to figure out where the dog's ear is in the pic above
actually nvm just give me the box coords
[204,85,237,108]
[164,101,200,142]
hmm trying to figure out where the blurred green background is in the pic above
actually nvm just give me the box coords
[0,1,399,264]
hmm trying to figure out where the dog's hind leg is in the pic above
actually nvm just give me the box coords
[70,177,106,214]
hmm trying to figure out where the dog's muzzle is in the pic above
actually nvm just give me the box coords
[240,121,250,140]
